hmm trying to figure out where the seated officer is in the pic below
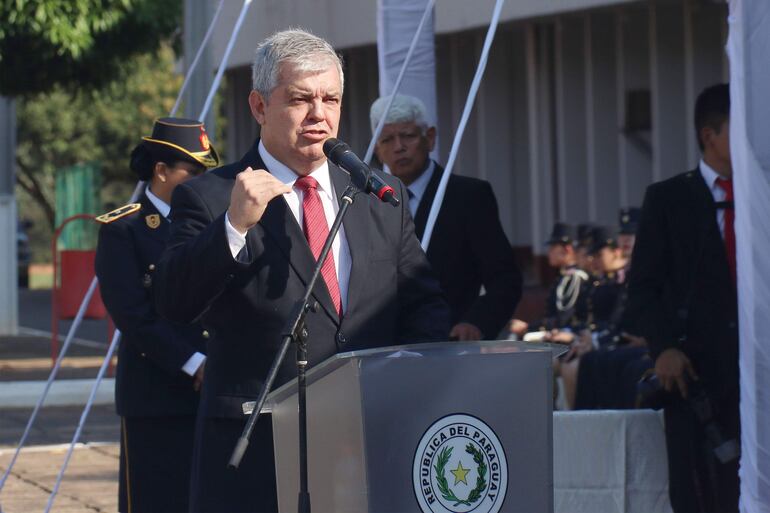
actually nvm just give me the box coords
[574,226,653,410]
[618,207,641,261]
[585,226,629,338]
[575,223,597,275]
[552,226,629,408]
[511,222,589,339]
[95,118,219,512]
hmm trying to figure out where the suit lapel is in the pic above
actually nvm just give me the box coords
[329,164,369,318]
[685,168,732,285]
[250,147,339,323]
[413,163,443,240]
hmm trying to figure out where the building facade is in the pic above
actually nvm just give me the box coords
[204,0,728,281]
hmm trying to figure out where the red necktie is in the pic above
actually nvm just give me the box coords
[716,178,736,285]
[295,176,342,316]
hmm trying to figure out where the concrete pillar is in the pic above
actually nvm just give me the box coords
[586,11,620,226]
[0,97,18,335]
[617,6,652,208]
[688,1,729,168]
[650,0,688,182]
[184,0,216,128]
[555,16,589,223]
[526,23,556,254]
[508,27,534,247]
[338,45,379,155]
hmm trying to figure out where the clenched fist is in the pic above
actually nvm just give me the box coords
[228,167,292,233]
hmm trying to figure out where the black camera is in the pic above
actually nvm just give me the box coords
[636,373,740,464]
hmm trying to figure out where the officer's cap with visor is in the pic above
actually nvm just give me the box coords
[588,226,619,255]
[545,222,577,247]
[618,207,641,235]
[130,117,220,181]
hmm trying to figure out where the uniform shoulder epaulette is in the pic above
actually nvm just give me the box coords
[96,203,141,224]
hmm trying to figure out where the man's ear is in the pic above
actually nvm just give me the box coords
[426,126,437,152]
[700,125,715,150]
[249,90,268,125]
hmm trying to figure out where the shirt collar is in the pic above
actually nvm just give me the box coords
[145,186,170,219]
[259,140,333,198]
[407,159,436,204]
[699,158,725,191]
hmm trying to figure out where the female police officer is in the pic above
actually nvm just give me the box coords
[95,118,219,512]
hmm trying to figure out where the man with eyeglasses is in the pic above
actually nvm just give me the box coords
[371,94,522,341]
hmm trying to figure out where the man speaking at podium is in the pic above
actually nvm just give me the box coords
[155,29,449,512]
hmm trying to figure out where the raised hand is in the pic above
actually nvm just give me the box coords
[228,167,292,233]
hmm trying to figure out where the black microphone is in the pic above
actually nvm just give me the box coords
[323,138,400,207]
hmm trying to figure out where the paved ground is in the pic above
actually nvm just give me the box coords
[0,441,119,513]
[0,405,120,513]
[18,289,111,347]
[0,335,112,382]
[0,290,119,512]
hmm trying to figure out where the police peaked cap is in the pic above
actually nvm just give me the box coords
[618,207,641,235]
[141,117,220,170]
[588,226,619,254]
[576,223,595,249]
[545,222,577,246]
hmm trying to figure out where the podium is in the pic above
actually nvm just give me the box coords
[263,340,554,513]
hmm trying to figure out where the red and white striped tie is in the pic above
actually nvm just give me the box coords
[295,176,342,316]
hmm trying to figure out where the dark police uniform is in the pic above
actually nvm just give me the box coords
[541,265,591,331]
[96,196,207,512]
[539,223,590,332]
[95,117,219,512]
[574,226,640,410]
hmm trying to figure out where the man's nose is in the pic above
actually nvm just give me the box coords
[308,99,324,120]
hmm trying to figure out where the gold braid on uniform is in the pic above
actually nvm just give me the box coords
[555,270,589,312]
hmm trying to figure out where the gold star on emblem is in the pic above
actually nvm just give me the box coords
[450,460,471,485]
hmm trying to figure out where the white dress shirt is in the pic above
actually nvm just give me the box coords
[146,186,206,376]
[405,160,436,217]
[225,141,352,311]
[699,159,727,239]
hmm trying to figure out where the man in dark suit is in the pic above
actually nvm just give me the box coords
[627,83,739,512]
[95,118,219,512]
[154,30,449,512]
[370,94,522,340]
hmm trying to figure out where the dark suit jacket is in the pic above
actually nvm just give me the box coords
[627,168,738,401]
[412,164,522,339]
[155,141,449,420]
[95,193,205,417]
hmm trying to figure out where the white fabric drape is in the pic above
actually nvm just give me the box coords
[376,0,438,153]
[553,410,672,513]
[727,2,770,512]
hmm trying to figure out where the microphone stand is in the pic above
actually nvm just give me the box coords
[229,184,361,513]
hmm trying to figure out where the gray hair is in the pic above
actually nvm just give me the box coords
[251,28,344,99]
[369,94,430,134]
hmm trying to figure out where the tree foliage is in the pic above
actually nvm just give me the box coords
[0,0,182,96]
[15,44,184,261]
